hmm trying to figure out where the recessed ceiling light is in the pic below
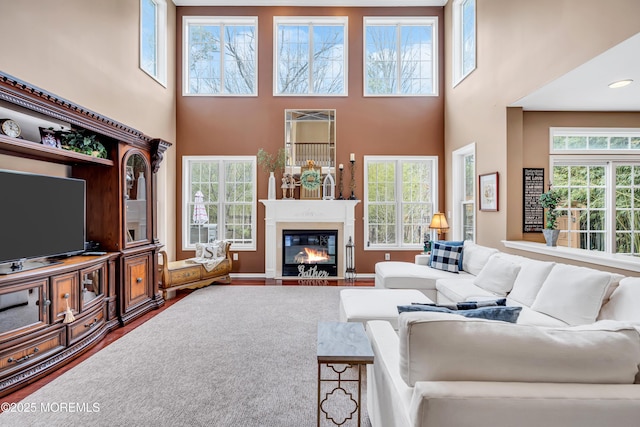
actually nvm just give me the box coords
[608,79,633,89]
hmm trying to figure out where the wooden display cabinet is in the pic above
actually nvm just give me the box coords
[0,71,171,397]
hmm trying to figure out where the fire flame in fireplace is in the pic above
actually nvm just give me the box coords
[294,247,330,263]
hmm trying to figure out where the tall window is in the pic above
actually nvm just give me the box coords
[364,17,438,96]
[550,128,640,256]
[452,0,476,85]
[140,0,167,85]
[182,156,256,250]
[364,156,438,249]
[453,143,475,241]
[274,17,348,96]
[183,17,258,96]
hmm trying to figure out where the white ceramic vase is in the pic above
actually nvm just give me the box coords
[268,171,276,200]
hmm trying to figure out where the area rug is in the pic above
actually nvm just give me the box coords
[0,286,371,427]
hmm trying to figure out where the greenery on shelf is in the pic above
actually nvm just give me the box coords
[257,147,286,174]
[539,187,562,229]
[60,129,108,159]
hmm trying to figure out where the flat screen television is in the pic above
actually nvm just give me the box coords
[0,169,86,274]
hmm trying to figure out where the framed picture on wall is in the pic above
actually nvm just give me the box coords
[479,172,499,211]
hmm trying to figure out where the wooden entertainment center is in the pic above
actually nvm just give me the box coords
[0,71,170,397]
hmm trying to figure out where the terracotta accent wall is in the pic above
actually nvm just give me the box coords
[0,0,177,258]
[176,6,445,274]
[444,0,640,250]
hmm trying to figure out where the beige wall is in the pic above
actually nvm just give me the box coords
[444,0,640,250]
[0,0,177,258]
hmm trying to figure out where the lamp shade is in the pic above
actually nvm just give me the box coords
[429,212,449,232]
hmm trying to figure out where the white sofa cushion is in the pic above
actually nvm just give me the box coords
[436,278,499,304]
[472,253,521,296]
[508,258,555,306]
[509,301,569,327]
[598,277,640,322]
[461,241,499,275]
[530,264,614,326]
[397,312,640,387]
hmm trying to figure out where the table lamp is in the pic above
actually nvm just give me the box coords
[429,212,449,240]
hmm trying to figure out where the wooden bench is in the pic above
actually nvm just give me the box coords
[159,242,232,299]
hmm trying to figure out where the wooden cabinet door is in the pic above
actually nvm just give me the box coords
[123,254,151,313]
[51,272,79,323]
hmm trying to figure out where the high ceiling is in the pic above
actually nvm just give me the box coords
[172,1,639,112]
[172,0,448,5]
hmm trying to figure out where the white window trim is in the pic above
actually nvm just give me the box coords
[273,16,348,97]
[452,143,475,241]
[182,155,257,251]
[363,16,439,97]
[140,0,167,87]
[363,155,439,251]
[452,0,476,87]
[182,16,258,97]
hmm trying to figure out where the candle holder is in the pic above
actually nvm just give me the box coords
[337,165,344,200]
[348,159,357,200]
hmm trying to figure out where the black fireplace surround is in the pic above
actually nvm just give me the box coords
[282,230,338,277]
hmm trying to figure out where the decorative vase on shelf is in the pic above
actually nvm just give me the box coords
[268,171,276,200]
[542,229,560,247]
[137,172,146,200]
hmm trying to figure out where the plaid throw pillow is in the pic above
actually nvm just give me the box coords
[430,242,463,273]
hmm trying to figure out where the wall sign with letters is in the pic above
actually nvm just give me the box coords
[523,168,544,232]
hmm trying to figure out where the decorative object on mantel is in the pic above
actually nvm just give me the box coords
[429,212,449,240]
[281,173,296,199]
[337,163,344,200]
[345,236,356,281]
[0,118,22,138]
[300,160,322,200]
[60,128,108,158]
[322,173,335,200]
[257,147,286,200]
[539,184,561,247]
[348,153,357,200]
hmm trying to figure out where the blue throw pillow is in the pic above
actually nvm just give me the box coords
[429,242,463,273]
[429,240,464,269]
[411,298,507,310]
[397,304,522,323]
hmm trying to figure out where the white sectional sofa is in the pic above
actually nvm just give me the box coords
[358,241,640,427]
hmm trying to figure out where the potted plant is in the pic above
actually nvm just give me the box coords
[539,186,562,246]
[257,148,286,200]
[60,129,108,159]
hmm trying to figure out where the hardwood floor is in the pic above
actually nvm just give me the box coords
[0,277,373,407]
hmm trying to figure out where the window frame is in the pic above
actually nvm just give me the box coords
[452,0,476,87]
[182,155,257,251]
[363,155,439,251]
[273,16,349,97]
[140,0,167,86]
[549,127,640,257]
[182,16,258,97]
[452,143,476,241]
[363,16,439,97]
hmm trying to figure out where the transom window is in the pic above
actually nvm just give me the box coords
[182,156,256,250]
[364,17,438,96]
[364,156,438,249]
[550,128,640,257]
[183,16,258,96]
[452,0,476,85]
[140,0,167,85]
[274,17,348,96]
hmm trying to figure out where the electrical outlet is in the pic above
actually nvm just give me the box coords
[233,253,238,261]
[384,253,390,261]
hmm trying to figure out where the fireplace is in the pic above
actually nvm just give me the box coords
[282,230,338,277]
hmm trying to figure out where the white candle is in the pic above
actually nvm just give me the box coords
[339,163,344,170]
[350,153,355,162]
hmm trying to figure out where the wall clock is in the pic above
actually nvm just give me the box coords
[0,119,21,138]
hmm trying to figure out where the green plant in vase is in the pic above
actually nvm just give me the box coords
[60,129,108,159]
[539,186,561,246]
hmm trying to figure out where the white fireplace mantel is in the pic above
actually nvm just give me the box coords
[260,199,360,278]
